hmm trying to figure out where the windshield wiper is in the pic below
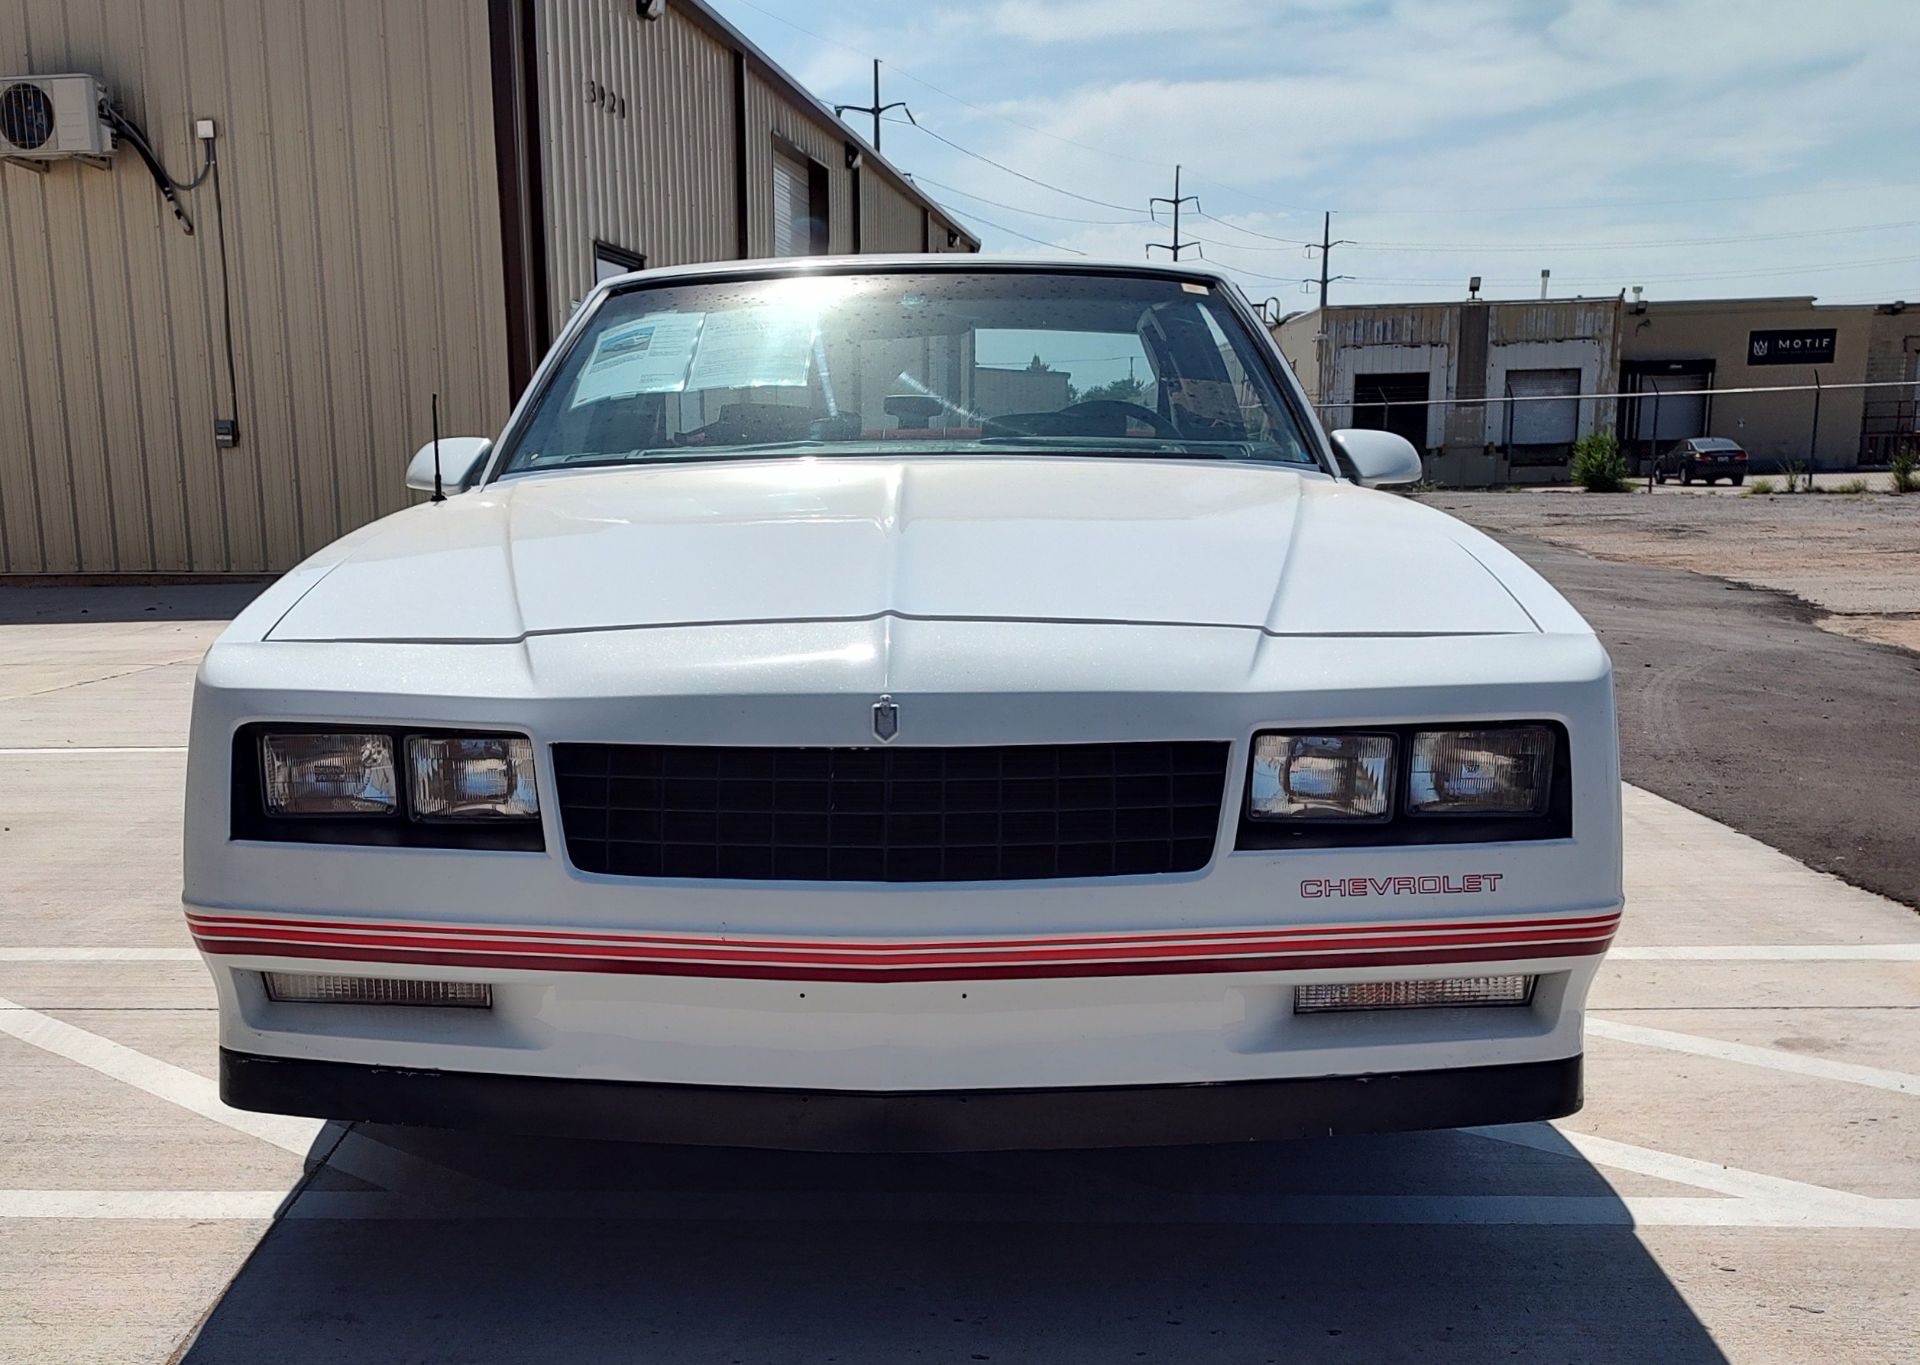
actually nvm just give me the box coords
[972,435,1254,457]
[522,440,847,471]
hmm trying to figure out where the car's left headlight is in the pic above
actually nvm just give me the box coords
[1407,726,1554,816]
[1236,721,1569,850]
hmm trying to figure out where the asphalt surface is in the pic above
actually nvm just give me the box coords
[1489,534,1920,911]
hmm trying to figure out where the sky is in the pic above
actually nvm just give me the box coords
[707,0,1920,312]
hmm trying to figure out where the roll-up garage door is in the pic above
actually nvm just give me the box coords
[772,148,811,258]
[1505,368,1582,446]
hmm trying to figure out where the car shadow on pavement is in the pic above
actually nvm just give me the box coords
[0,582,265,625]
[175,1122,1729,1364]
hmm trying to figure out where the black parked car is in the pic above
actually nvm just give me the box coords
[1654,437,1749,485]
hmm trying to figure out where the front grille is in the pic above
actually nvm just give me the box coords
[553,742,1230,882]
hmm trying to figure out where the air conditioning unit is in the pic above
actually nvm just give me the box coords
[0,74,113,161]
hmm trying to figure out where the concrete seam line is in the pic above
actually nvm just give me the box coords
[0,948,201,961]
[0,746,189,755]
[1465,1123,1883,1209]
[1608,945,1920,961]
[0,653,208,704]
[1586,1016,1919,1094]
[0,993,493,1203]
[0,1188,1915,1228]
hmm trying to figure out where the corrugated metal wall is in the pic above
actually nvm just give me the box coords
[538,0,977,332]
[536,0,735,324]
[0,0,509,575]
[862,173,927,255]
[742,68,853,258]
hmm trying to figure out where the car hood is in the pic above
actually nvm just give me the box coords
[263,457,1540,643]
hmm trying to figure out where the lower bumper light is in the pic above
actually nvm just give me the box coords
[262,972,492,1009]
[1294,975,1532,1014]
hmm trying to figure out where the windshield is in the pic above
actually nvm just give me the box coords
[494,269,1320,476]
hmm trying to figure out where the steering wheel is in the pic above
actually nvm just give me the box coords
[1058,399,1180,438]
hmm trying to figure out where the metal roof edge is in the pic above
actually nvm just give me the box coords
[671,0,980,250]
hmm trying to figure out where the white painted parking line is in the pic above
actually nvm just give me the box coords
[0,746,188,755]
[1586,1016,1919,1094]
[0,994,492,1203]
[0,948,200,962]
[1467,1123,1886,1211]
[0,1190,289,1219]
[1,1187,1914,1228]
[1608,944,1920,961]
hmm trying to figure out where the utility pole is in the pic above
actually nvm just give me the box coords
[833,59,910,151]
[1315,211,1355,310]
[1147,164,1201,260]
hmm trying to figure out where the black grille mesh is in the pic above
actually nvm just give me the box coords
[553,742,1229,883]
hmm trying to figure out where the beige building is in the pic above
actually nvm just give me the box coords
[1617,296,1870,470]
[0,0,975,578]
[1275,297,1623,486]
[1277,292,1911,484]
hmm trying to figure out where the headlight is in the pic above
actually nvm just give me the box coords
[1248,732,1394,820]
[408,735,540,820]
[1408,727,1554,815]
[261,733,397,816]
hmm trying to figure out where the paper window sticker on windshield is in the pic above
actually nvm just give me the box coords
[1181,282,1209,294]
[570,312,705,406]
[685,307,817,390]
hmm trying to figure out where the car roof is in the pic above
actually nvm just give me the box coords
[592,253,1239,292]
[1690,437,1743,449]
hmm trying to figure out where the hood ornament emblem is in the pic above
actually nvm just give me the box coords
[872,694,899,743]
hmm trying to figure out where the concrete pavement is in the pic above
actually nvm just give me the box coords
[1,586,1915,1364]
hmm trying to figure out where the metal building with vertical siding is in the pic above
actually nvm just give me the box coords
[0,0,975,578]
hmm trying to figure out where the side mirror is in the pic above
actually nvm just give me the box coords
[1328,429,1424,487]
[405,437,493,495]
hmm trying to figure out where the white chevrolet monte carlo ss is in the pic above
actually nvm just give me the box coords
[184,257,1622,1151]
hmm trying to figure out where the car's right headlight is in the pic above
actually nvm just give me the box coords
[407,735,539,821]
[236,725,545,851]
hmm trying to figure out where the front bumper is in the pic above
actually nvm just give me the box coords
[221,1048,1582,1152]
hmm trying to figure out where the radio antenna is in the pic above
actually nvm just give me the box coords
[430,392,446,503]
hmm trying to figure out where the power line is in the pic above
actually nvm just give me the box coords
[1191,211,1314,247]
[923,199,1088,255]
[721,0,1175,171]
[909,175,1153,226]
[886,116,1144,213]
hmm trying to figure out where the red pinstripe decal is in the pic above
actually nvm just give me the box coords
[190,937,1611,982]
[189,924,1612,968]
[184,909,1619,954]
[187,909,1617,981]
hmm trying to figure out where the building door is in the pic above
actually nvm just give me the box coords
[1503,367,1582,465]
[1351,372,1429,450]
[1621,360,1712,463]
[772,145,828,257]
